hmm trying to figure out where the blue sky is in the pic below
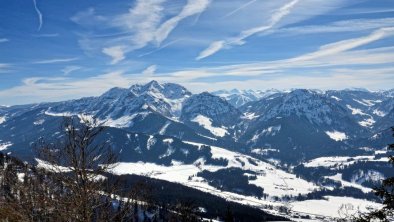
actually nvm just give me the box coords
[0,0,393,105]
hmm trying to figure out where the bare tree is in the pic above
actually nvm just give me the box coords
[34,116,131,221]
[0,116,206,221]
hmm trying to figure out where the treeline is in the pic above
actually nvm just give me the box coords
[0,117,287,222]
[197,168,267,199]
[0,150,204,222]
[341,161,394,187]
[293,158,394,199]
[0,117,204,222]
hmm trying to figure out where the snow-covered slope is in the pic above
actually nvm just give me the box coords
[238,89,367,162]
[181,92,241,139]
[49,80,191,121]
[111,141,318,197]
[110,141,383,220]
[325,89,393,129]
[1,82,392,220]
[2,83,393,163]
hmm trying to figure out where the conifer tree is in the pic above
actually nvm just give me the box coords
[354,127,394,222]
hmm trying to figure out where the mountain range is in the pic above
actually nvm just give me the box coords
[0,80,393,220]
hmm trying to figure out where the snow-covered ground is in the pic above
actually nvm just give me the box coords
[251,148,279,155]
[330,96,341,101]
[111,141,318,198]
[191,115,228,137]
[45,110,74,117]
[346,105,367,116]
[291,196,382,218]
[304,155,388,168]
[35,158,72,172]
[325,131,348,141]
[373,109,386,117]
[102,114,142,128]
[0,142,12,151]
[325,173,372,193]
[0,116,6,124]
[109,141,324,219]
[241,112,259,120]
[108,142,384,220]
[33,119,45,125]
[359,118,375,127]
[159,121,171,135]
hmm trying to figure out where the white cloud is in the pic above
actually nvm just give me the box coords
[155,0,210,45]
[61,66,82,75]
[74,0,209,64]
[0,72,134,104]
[1,65,393,105]
[197,0,299,59]
[115,0,165,47]
[178,28,394,81]
[180,70,394,93]
[0,38,9,43]
[32,0,43,31]
[70,8,107,26]
[340,7,394,15]
[196,40,225,60]
[142,65,157,75]
[274,18,394,36]
[32,33,59,38]
[102,46,126,64]
[33,57,78,64]
[98,0,166,63]
[292,27,394,62]
[2,39,394,104]
[0,63,10,73]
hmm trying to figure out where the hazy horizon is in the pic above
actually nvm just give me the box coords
[1,79,393,106]
[1,0,393,104]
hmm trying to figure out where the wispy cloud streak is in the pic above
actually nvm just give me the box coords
[61,66,82,75]
[139,39,181,57]
[155,0,210,45]
[292,27,394,62]
[33,57,78,64]
[100,0,166,64]
[142,65,157,75]
[73,0,210,64]
[273,18,394,36]
[197,0,299,60]
[102,46,126,65]
[32,33,59,38]
[222,0,257,18]
[32,0,43,31]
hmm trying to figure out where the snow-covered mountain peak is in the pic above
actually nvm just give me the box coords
[382,89,394,98]
[101,87,133,100]
[243,89,353,126]
[279,90,345,121]
[284,89,319,101]
[229,89,242,94]
[122,81,192,117]
[129,81,191,100]
[211,89,283,107]
[181,92,241,127]
[343,87,371,93]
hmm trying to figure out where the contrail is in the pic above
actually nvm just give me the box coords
[139,39,182,57]
[222,0,257,18]
[32,0,43,31]
[197,0,299,60]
